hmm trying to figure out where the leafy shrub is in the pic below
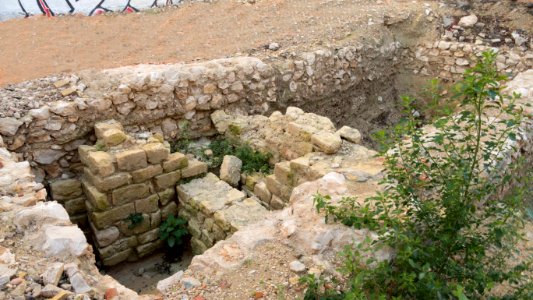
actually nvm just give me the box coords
[126,213,144,229]
[310,51,532,299]
[159,214,189,248]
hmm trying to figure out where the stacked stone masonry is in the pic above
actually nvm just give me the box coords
[62,120,209,266]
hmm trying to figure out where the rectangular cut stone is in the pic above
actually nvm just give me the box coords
[112,183,150,206]
[86,151,115,177]
[50,179,83,200]
[274,162,295,186]
[270,195,286,210]
[136,240,163,258]
[83,168,131,192]
[154,171,181,190]
[138,228,159,244]
[143,143,170,164]
[181,160,208,178]
[90,203,135,229]
[190,237,208,255]
[101,128,127,147]
[98,236,138,258]
[245,172,264,190]
[198,189,246,215]
[82,181,109,211]
[254,181,272,204]
[132,164,163,183]
[157,188,175,206]
[265,175,292,201]
[135,194,159,214]
[95,121,124,141]
[78,145,96,165]
[64,197,86,215]
[213,198,268,232]
[162,152,188,172]
[115,149,147,171]
[117,214,150,235]
[161,202,178,219]
[150,211,161,228]
[102,249,132,266]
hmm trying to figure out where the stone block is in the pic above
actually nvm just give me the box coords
[86,151,115,177]
[94,120,124,140]
[138,228,160,244]
[200,229,214,247]
[157,188,175,206]
[220,155,242,187]
[265,175,292,201]
[150,211,162,228]
[198,188,246,215]
[132,164,163,183]
[117,214,150,235]
[98,236,138,259]
[112,183,150,206]
[77,145,96,165]
[245,172,264,190]
[115,149,147,171]
[82,181,109,211]
[188,219,202,238]
[143,143,170,164]
[64,197,86,215]
[190,237,208,255]
[213,198,268,232]
[90,203,135,229]
[311,132,342,154]
[136,240,163,258]
[154,170,181,190]
[101,128,127,147]
[162,152,188,172]
[161,202,178,220]
[181,160,208,178]
[102,249,132,266]
[274,162,294,187]
[83,168,131,192]
[50,179,83,201]
[135,194,159,214]
[211,223,226,241]
[92,226,120,248]
[270,195,286,210]
[254,181,272,204]
[336,126,361,144]
[42,262,64,286]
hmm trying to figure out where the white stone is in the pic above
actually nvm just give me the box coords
[33,149,65,165]
[93,226,120,247]
[336,126,362,144]
[69,273,91,293]
[14,201,70,230]
[156,271,183,293]
[289,260,306,273]
[41,225,88,257]
[458,14,478,28]
[87,98,112,112]
[42,262,64,286]
[220,155,242,187]
[0,117,23,136]
[50,101,77,116]
[28,106,50,120]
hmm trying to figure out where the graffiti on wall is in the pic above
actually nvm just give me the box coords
[0,0,180,21]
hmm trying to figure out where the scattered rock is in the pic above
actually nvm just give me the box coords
[268,42,280,51]
[0,117,23,136]
[458,14,478,28]
[41,225,88,257]
[289,260,306,273]
[42,262,64,286]
[220,155,242,187]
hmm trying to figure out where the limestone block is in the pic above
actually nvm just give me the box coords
[98,236,138,259]
[50,179,82,201]
[176,173,220,202]
[211,223,226,241]
[138,228,160,244]
[203,218,214,232]
[14,201,70,230]
[311,132,342,154]
[78,145,96,165]
[198,188,246,215]
[161,202,178,219]
[92,226,120,248]
[41,225,88,257]
[102,249,132,266]
[132,164,163,183]
[181,160,208,178]
[270,195,285,210]
[213,198,268,232]
[117,214,150,235]
[112,183,150,206]
[0,117,23,136]
[274,162,294,187]
[157,188,175,206]
[136,240,163,258]
[190,237,208,255]
[83,168,131,192]
[64,197,86,215]
[82,181,109,211]
[200,229,214,247]
[143,143,170,164]
[101,128,127,147]
[135,194,159,214]
[33,149,65,165]
[68,272,91,294]
[287,122,314,141]
[188,218,202,238]
[150,211,162,228]
[94,120,124,141]
[90,203,135,229]
[86,151,115,177]
[245,172,264,191]
[220,155,242,187]
[115,149,147,171]
[253,181,272,204]
[265,175,292,201]
[42,262,64,286]
[162,152,188,172]
[154,170,181,190]
[336,126,362,144]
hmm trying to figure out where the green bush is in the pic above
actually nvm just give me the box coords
[159,214,189,248]
[309,51,532,299]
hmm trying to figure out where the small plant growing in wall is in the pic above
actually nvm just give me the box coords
[126,213,144,229]
[159,214,189,248]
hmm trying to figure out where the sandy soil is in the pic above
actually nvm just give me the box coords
[0,0,428,86]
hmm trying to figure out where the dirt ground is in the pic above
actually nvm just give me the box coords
[0,0,430,86]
